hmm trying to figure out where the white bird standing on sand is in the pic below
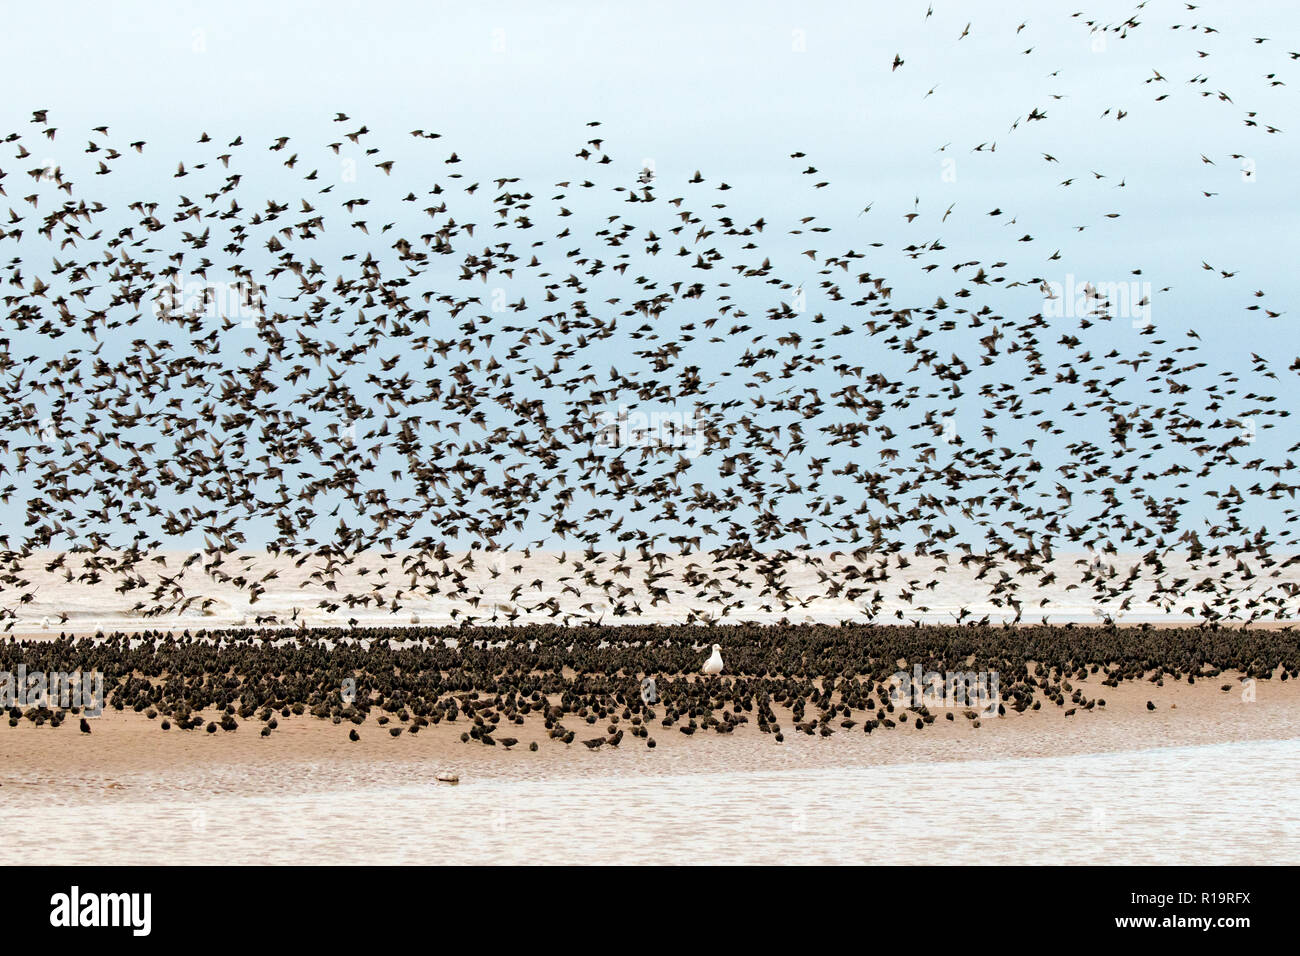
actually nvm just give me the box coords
[702,643,724,675]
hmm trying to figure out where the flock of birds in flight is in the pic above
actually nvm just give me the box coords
[1,2,1299,633]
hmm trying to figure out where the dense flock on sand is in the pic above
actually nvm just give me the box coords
[4,624,1296,748]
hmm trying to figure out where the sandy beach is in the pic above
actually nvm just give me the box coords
[4,543,1298,864]
[4,664,1298,865]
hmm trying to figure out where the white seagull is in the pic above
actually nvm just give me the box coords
[702,643,724,675]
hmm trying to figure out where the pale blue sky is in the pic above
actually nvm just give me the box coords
[2,0,1298,554]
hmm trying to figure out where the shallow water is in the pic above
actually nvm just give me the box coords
[5,738,1297,864]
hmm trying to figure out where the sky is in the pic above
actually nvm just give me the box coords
[1,0,1298,560]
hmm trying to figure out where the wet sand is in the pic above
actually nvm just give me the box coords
[5,611,1297,865]
[6,554,1298,863]
[4,671,1298,865]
